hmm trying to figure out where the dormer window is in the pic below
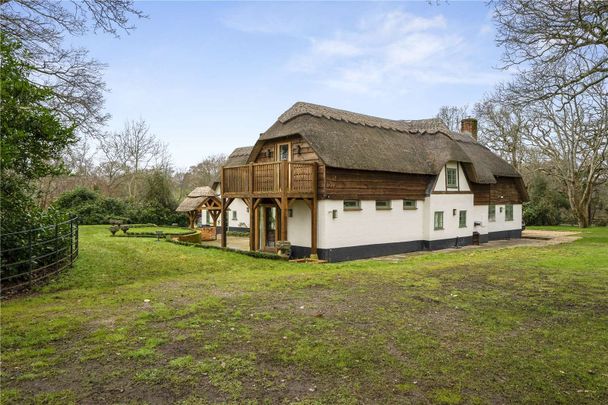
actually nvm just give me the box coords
[446,167,458,189]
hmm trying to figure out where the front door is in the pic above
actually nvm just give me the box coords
[265,207,277,248]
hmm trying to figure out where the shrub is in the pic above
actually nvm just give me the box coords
[52,188,187,226]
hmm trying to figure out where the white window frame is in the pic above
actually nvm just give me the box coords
[459,210,467,228]
[375,200,392,210]
[434,211,444,230]
[343,200,361,211]
[446,167,458,189]
[403,200,417,210]
[505,204,514,221]
[488,204,496,222]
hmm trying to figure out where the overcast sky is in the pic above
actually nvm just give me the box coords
[74,1,510,169]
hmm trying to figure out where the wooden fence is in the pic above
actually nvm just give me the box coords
[1,217,79,296]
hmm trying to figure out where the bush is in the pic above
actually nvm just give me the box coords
[52,188,187,226]
[523,175,570,226]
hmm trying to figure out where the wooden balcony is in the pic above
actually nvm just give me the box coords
[221,161,317,198]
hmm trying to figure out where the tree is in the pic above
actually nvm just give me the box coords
[142,170,177,210]
[177,154,227,198]
[493,0,608,103]
[1,35,77,232]
[0,0,145,135]
[436,105,469,132]
[98,119,166,199]
[474,95,528,170]
[525,83,608,227]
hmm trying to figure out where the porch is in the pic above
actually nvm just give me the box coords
[220,161,318,257]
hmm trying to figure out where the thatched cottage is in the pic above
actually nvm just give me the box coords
[218,102,528,262]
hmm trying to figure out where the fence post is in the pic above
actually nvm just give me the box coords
[28,229,33,288]
[75,218,79,259]
[69,220,74,266]
[54,224,59,271]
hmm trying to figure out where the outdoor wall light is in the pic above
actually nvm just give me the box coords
[453,209,457,216]
[331,209,338,219]
[500,207,503,213]
[296,145,302,155]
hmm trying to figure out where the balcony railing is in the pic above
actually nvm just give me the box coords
[222,161,317,197]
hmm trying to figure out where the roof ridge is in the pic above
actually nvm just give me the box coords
[279,101,451,134]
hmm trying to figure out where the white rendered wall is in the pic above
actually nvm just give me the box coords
[486,203,522,233]
[425,194,475,241]
[287,200,311,246]
[227,198,250,229]
[316,199,425,249]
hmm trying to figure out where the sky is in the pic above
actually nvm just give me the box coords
[73,1,510,169]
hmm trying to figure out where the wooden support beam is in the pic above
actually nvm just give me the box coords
[253,204,259,251]
[249,197,255,251]
[220,197,227,248]
[280,161,289,242]
[311,162,318,257]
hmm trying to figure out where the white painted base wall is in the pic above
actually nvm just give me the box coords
[287,196,522,250]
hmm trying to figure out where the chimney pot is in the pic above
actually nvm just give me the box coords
[460,118,478,140]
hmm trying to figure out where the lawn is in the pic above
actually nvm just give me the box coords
[1,226,607,404]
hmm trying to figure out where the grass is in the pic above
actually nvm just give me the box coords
[1,225,607,404]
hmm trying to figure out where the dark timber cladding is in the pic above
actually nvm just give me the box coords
[470,177,526,205]
[323,167,432,200]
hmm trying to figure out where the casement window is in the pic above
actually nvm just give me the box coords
[375,200,391,210]
[459,210,467,228]
[434,211,444,230]
[232,210,237,221]
[278,143,290,161]
[505,204,514,221]
[488,204,496,222]
[403,199,417,210]
[446,167,458,189]
[206,211,210,224]
[343,200,361,211]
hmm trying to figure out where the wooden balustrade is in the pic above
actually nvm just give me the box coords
[222,161,316,197]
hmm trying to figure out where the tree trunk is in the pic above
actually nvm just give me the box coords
[566,184,591,228]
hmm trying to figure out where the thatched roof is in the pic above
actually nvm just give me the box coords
[210,146,254,189]
[176,186,217,212]
[225,146,253,167]
[251,102,522,184]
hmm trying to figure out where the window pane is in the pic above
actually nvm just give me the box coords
[434,211,444,230]
[376,200,391,210]
[446,167,458,188]
[344,200,360,210]
[459,210,467,228]
[403,200,417,209]
[488,204,496,222]
[279,144,289,161]
[505,204,514,221]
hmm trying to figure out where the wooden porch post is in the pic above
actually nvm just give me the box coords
[311,162,318,257]
[220,198,227,248]
[249,198,255,251]
[280,160,289,241]
[253,204,259,251]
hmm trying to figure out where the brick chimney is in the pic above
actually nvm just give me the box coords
[460,118,478,140]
